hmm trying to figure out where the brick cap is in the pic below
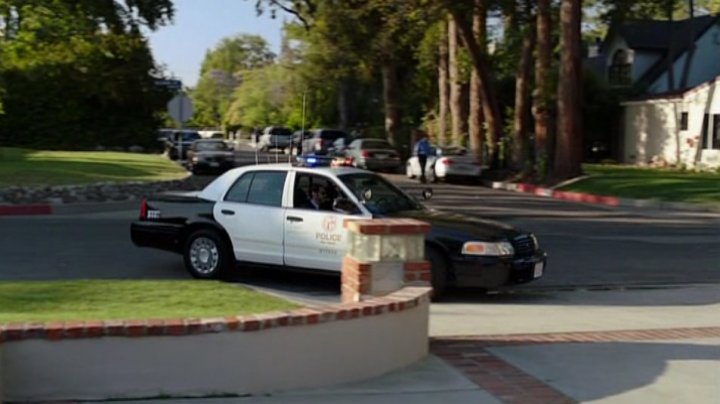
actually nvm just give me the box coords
[344,218,431,235]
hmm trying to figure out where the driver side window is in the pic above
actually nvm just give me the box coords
[293,173,360,214]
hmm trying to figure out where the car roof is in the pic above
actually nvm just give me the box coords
[198,163,370,201]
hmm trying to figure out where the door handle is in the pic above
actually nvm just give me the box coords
[286,216,303,222]
[221,209,235,216]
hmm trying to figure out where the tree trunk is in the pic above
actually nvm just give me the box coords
[448,16,467,146]
[438,20,449,146]
[468,0,487,160]
[513,26,536,172]
[533,0,552,174]
[381,62,400,146]
[555,0,583,180]
[337,79,349,129]
[449,9,502,162]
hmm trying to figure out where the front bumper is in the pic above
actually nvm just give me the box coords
[130,221,184,253]
[450,250,547,289]
[191,160,235,173]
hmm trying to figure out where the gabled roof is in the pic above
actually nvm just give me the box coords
[609,14,717,52]
[604,14,720,90]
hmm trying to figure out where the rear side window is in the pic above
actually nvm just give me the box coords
[247,171,287,207]
[224,173,253,203]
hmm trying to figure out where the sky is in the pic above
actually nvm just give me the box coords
[146,0,284,88]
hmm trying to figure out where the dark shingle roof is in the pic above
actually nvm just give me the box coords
[612,14,717,51]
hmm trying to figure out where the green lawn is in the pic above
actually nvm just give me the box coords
[560,164,720,205]
[0,280,299,324]
[0,147,188,186]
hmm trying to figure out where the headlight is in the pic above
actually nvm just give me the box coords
[191,156,199,163]
[462,241,514,257]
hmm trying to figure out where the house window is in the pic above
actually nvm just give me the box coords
[609,49,632,86]
[701,114,709,149]
[680,112,688,130]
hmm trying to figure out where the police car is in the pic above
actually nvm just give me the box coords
[130,164,546,297]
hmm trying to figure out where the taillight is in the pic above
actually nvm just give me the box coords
[361,150,370,158]
[139,198,148,220]
[441,158,454,165]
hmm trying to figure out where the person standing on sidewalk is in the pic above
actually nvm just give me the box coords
[413,130,432,184]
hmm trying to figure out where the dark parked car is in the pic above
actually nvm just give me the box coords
[301,128,349,155]
[186,139,235,174]
[164,130,202,160]
[343,138,402,172]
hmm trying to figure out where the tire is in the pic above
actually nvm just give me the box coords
[426,246,448,301]
[183,229,233,279]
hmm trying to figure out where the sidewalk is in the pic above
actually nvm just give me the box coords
[68,285,720,404]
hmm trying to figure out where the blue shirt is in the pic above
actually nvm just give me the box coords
[414,138,432,156]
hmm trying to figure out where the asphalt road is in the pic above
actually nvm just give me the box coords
[2,154,719,303]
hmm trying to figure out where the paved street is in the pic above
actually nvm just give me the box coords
[1,163,718,304]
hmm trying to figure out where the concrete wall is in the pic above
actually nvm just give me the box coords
[1,289,430,402]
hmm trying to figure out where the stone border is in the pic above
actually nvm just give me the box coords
[0,175,195,206]
[0,287,430,344]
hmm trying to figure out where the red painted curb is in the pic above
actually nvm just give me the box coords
[513,183,620,207]
[0,204,53,216]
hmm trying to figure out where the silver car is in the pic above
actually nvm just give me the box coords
[344,138,402,172]
[258,126,293,152]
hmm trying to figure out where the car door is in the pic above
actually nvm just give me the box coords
[283,172,367,271]
[214,170,288,265]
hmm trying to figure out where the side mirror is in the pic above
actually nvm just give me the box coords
[421,188,433,200]
[333,197,358,214]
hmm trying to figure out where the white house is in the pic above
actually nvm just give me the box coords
[621,75,720,168]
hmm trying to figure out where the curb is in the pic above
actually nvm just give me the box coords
[483,180,720,214]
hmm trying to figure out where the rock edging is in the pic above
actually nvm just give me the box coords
[0,175,196,205]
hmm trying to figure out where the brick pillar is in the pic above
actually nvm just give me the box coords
[342,219,431,304]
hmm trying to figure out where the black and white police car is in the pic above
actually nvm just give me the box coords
[131,164,546,297]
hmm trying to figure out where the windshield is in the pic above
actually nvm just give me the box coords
[195,141,228,151]
[320,130,347,141]
[338,173,423,215]
[180,132,201,142]
[270,128,292,136]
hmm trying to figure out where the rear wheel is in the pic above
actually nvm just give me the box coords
[183,229,233,279]
[426,246,448,301]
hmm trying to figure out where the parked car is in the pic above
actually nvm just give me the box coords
[186,139,236,175]
[344,138,402,172]
[164,130,202,160]
[301,128,349,155]
[406,146,484,182]
[290,130,312,156]
[258,126,293,152]
[131,164,546,298]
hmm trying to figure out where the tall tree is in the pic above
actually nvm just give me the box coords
[467,0,487,159]
[446,3,503,162]
[555,0,583,180]
[448,16,467,146]
[512,1,536,172]
[437,20,450,146]
[192,34,275,126]
[533,0,552,175]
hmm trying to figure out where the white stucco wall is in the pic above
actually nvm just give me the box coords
[623,78,720,168]
[650,25,720,93]
[2,299,429,402]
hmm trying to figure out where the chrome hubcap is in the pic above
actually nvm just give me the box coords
[189,237,219,275]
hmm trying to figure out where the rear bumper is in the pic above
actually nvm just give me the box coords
[130,221,184,253]
[450,251,547,289]
[364,158,402,170]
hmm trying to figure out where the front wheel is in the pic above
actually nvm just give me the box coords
[183,229,233,279]
[426,246,448,301]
